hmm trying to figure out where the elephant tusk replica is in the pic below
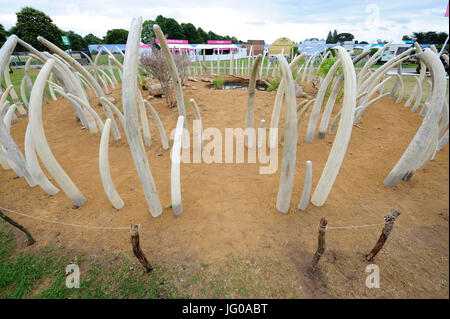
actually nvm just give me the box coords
[311,47,357,207]
[123,17,162,218]
[275,54,298,213]
[384,49,447,187]
[99,119,124,210]
[171,115,185,216]
[245,54,262,148]
[28,59,86,206]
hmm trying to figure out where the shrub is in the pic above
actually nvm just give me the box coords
[318,57,342,78]
[212,76,225,89]
[139,49,190,107]
[267,77,280,92]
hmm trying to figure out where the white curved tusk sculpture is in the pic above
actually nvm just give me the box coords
[311,46,357,207]
[0,119,36,186]
[143,99,169,150]
[436,130,449,151]
[395,73,405,104]
[317,51,370,139]
[67,93,104,131]
[171,115,184,216]
[48,73,58,101]
[269,53,307,148]
[189,98,202,151]
[38,36,120,140]
[410,76,423,112]
[154,24,187,128]
[123,17,162,218]
[405,43,425,107]
[3,104,17,132]
[24,124,59,195]
[305,58,341,143]
[3,57,27,116]
[0,35,18,80]
[28,59,86,206]
[357,42,392,87]
[297,160,312,211]
[384,49,447,187]
[54,88,94,133]
[245,54,262,148]
[99,97,125,131]
[99,118,124,210]
[275,54,298,213]
[0,85,14,106]
[354,76,392,122]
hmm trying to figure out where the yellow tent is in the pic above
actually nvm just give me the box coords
[268,37,294,55]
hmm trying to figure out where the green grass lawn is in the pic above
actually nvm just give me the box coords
[0,220,181,299]
[0,219,294,298]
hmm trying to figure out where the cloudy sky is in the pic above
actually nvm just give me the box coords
[0,0,448,43]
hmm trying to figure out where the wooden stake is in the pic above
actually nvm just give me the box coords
[366,209,401,262]
[0,209,35,246]
[312,217,327,267]
[130,224,153,272]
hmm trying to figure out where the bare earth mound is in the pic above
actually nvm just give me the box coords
[0,79,448,298]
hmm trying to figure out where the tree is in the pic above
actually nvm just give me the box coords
[66,30,87,50]
[335,32,354,43]
[197,27,209,43]
[181,23,201,43]
[9,7,64,51]
[155,15,185,39]
[104,29,128,44]
[142,19,156,43]
[0,24,6,46]
[84,33,102,45]
[332,30,338,42]
[326,31,334,43]
[402,35,412,41]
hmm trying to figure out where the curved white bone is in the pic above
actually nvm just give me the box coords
[3,58,26,116]
[24,124,59,195]
[311,47,357,207]
[171,115,184,216]
[54,88,94,133]
[28,59,86,206]
[99,118,124,209]
[268,53,307,148]
[298,160,312,211]
[188,98,202,151]
[395,73,405,104]
[245,54,262,148]
[99,97,125,131]
[38,36,120,140]
[305,58,341,143]
[154,24,187,128]
[143,99,169,150]
[384,49,447,187]
[275,54,298,213]
[124,17,162,218]
[410,76,423,112]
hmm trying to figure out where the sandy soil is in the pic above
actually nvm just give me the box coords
[0,76,448,298]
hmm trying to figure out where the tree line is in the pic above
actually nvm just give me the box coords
[0,7,244,52]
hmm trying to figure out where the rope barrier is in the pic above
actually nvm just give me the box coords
[1,205,385,232]
[0,206,130,230]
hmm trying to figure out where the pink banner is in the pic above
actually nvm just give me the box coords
[140,44,151,48]
[446,2,449,17]
[207,40,232,44]
[155,39,189,44]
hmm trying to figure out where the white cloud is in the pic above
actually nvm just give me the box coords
[0,0,448,42]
